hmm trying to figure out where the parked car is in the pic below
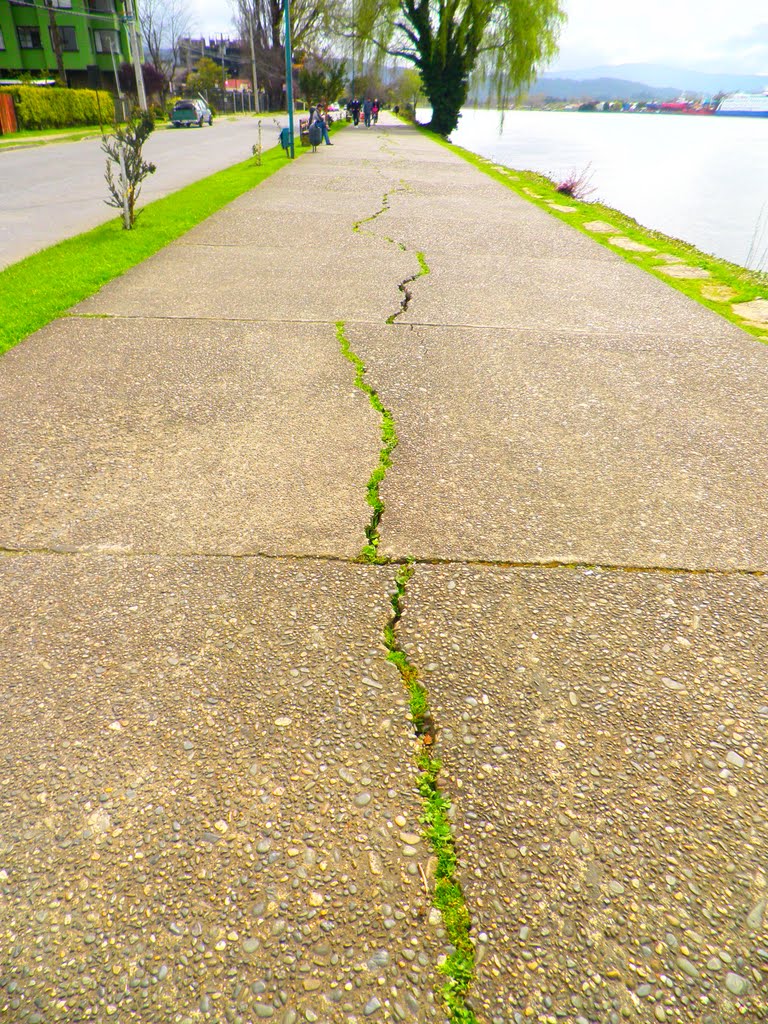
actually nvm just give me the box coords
[170,99,213,128]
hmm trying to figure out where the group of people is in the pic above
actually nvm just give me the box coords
[346,97,380,128]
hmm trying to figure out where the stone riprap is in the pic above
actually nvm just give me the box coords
[1,114,766,1023]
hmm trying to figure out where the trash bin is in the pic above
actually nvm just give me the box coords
[307,122,323,151]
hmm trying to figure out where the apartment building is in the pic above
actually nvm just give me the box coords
[0,0,132,90]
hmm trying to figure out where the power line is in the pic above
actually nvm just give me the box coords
[5,0,123,22]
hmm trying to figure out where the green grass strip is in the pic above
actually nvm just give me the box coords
[0,142,292,356]
[335,321,398,563]
[411,122,768,344]
[0,125,105,149]
[385,563,479,1024]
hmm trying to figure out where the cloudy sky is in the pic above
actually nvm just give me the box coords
[189,0,768,75]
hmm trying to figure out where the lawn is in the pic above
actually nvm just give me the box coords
[0,142,291,355]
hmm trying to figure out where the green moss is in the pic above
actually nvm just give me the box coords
[415,124,768,343]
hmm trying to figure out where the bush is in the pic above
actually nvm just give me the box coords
[0,86,115,130]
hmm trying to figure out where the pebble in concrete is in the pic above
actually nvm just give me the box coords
[397,564,768,1024]
[0,557,441,1022]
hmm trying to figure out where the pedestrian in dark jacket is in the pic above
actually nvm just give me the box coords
[347,98,361,125]
[309,105,332,145]
[363,97,373,127]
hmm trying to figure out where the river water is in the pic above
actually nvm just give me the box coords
[419,107,768,271]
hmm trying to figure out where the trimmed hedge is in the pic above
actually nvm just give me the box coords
[0,87,115,130]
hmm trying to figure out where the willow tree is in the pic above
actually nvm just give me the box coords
[349,0,564,135]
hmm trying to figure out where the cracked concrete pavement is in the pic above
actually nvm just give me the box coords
[1,115,767,1023]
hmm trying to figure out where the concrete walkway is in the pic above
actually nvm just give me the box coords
[1,115,767,1024]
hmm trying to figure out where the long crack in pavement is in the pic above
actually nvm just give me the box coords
[2,117,768,1024]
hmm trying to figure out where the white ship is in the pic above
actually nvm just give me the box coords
[715,90,768,117]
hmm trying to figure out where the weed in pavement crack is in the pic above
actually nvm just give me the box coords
[385,563,479,1024]
[336,321,397,563]
[387,251,430,323]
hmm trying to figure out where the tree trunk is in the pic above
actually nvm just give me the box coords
[45,0,67,85]
[421,51,469,136]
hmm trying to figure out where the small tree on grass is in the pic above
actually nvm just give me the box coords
[298,57,347,106]
[187,57,224,100]
[102,112,157,229]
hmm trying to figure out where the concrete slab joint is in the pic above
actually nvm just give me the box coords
[3,116,768,1024]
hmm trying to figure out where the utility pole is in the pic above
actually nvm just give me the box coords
[45,0,67,85]
[122,0,147,111]
[283,0,294,157]
[248,11,260,113]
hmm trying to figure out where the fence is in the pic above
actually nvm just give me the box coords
[0,94,18,135]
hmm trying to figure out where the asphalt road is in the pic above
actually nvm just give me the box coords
[0,114,287,270]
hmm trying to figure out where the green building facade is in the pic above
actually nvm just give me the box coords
[0,0,132,91]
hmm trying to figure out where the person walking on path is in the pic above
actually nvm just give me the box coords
[309,105,333,145]
[363,97,373,128]
[347,98,360,126]
[372,99,379,124]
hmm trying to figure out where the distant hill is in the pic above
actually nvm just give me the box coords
[529,76,679,102]
[541,64,768,96]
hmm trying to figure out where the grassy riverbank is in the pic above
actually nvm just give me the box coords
[421,127,768,344]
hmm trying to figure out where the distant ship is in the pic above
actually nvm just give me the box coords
[715,91,768,117]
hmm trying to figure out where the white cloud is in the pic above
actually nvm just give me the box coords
[549,0,768,73]
[187,0,768,75]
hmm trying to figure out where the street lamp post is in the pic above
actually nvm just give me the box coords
[283,0,294,158]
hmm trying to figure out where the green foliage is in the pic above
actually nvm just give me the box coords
[0,145,290,356]
[102,112,157,229]
[0,87,115,130]
[344,0,565,134]
[186,57,224,96]
[392,67,424,109]
[298,57,347,104]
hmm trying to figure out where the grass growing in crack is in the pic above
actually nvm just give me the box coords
[353,192,391,232]
[387,251,431,324]
[336,321,398,562]
[385,563,478,1023]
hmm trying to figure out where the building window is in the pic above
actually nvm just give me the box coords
[0,29,5,51]
[93,29,120,54]
[52,25,78,51]
[89,0,116,12]
[17,27,43,50]
[50,0,74,7]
